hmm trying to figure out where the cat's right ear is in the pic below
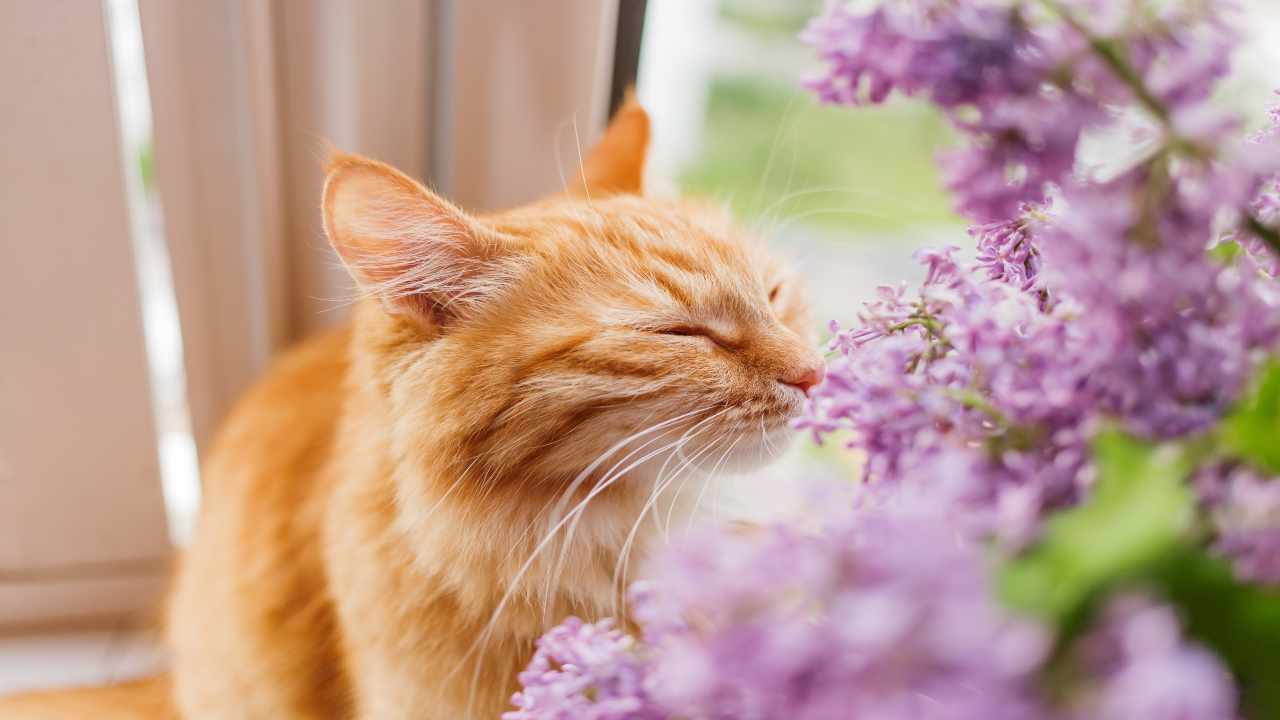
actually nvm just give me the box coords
[573,91,650,197]
[322,152,521,326]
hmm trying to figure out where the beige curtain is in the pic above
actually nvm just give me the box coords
[0,0,622,626]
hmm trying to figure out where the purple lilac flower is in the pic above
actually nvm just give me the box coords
[802,122,1280,526]
[1239,92,1280,277]
[801,169,1280,542]
[941,94,1095,221]
[513,502,1241,719]
[802,1,1049,110]
[1041,166,1280,439]
[1247,171,1280,277]
[803,0,1082,221]
[1196,464,1280,585]
[971,203,1047,292]
[631,504,1052,720]
[805,0,1249,224]
[504,617,660,720]
[797,246,1101,541]
[1072,597,1238,720]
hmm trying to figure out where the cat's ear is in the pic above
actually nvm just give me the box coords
[573,91,650,197]
[322,152,520,325]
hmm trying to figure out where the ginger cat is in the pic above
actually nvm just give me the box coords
[0,100,822,719]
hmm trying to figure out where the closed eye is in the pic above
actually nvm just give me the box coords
[768,282,782,303]
[653,325,736,351]
[658,325,708,338]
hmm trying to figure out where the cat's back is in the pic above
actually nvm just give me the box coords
[202,324,352,493]
[167,325,354,719]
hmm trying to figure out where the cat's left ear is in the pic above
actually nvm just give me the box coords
[322,152,522,326]
[573,91,650,196]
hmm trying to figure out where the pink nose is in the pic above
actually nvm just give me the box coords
[780,360,825,394]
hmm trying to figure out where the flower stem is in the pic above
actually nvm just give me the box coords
[1036,0,1170,125]
[1037,0,1209,160]
[943,388,1010,427]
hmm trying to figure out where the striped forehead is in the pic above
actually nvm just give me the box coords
[601,215,769,323]
[500,197,770,320]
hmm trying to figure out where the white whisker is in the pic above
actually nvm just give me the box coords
[666,432,741,537]
[554,406,732,617]
[455,407,707,713]
[540,425,689,622]
[607,408,731,617]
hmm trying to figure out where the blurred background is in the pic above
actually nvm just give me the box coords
[2,0,1277,694]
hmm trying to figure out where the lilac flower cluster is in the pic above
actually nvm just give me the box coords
[1036,166,1280,439]
[797,245,1099,543]
[799,173,1280,539]
[633,507,1051,720]
[505,617,660,720]
[1070,596,1238,720]
[1241,94,1280,277]
[801,0,1280,544]
[971,205,1046,293]
[804,0,1079,221]
[1196,463,1280,584]
[511,505,1239,720]
[513,505,1053,720]
[804,0,1256,223]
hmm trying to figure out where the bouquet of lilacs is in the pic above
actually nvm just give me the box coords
[507,1,1280,718]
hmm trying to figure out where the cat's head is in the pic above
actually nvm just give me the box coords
[323,99,823,491]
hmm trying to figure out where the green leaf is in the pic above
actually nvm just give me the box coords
[1000,430,1196,624]
[1221,360,1280,475]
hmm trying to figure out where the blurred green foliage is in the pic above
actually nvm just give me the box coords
[679,75,962,233]
[1000,431,1199,624]
[716,0,821,36]
[1221,360,1280,475]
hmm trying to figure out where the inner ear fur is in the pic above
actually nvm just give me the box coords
[322,152,519,325]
